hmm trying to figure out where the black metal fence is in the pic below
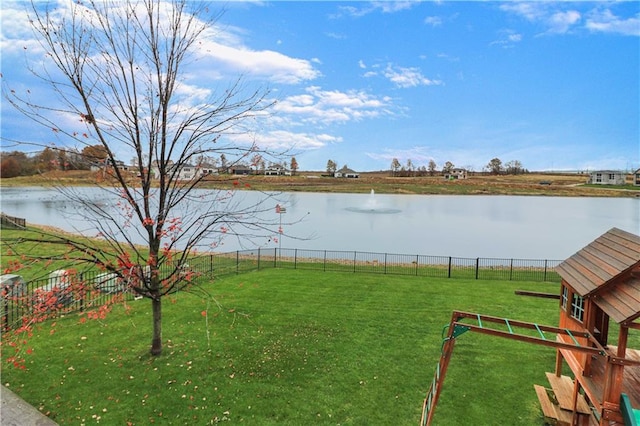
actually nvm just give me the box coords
[209,248,562,283]
[1,248,562,331]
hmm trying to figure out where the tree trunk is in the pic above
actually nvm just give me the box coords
[150,297,162,356]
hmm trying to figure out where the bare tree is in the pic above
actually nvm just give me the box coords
[427,159,437,176]
[4,0,293,356]
[405,159,415,177]
[390,158,401,177]
[504,160,525,175]
[326,159,337,175]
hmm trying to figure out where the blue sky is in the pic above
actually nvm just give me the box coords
[1,1,639,172]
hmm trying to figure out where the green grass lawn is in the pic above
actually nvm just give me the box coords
[1,268,562,425]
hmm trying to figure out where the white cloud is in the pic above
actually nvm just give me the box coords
[229,129,342,151]
[382,64,442,88]
[334,1,419,18]
[273,86,395,126]
[436,53,460,62]
[325,32,346,40]
[490,30,523,48]
[195,39,321,84]
[499,3,639,36]
[500,2,546,21]
[499,2,547,22]
[374,1,417,14]
[586,9,640,36]
[547,10,581,34]
[509,33,523,42]
[424,16,442,27]
[0,6,43,55]
[0,0,322,87]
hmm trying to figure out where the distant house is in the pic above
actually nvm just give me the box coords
[444,168,467,180]
[150,160,174,179]
[334,166,359,178]
[587,170,626,185]
[178,164,218,180]
[177,164,197,180]
[109,160,136,175]
[89,161,104,172]
[265,165,290,176]
[634,168,640,186]
[197,165,218,177]
[229,165,252,175]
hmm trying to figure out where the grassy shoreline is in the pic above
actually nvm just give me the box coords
[1,170,639,197]
[1,268,562,425]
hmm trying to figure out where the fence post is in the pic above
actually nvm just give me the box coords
[2,298,8,332]
[257,248,261,270]
[475,258,479,280]
[510,259,513,281]
[544,260,548,282]
[294,249,298,270]
[79,272,85,313]
[448,257,452,278]
[210,254,214,274]
[415,255,419,276]
[353,252,357,273]
[324,250,327,272]
[236,251,239,274]
[384,253,388,274]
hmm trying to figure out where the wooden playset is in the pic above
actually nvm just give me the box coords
[420,227,640,425]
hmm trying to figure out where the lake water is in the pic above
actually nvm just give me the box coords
[1,186,638,260]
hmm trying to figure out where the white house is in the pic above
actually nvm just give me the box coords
[150,160,174,179]
[177,164,197,180]
[334,166,359,178]
[149,161,218,180]
[265,165,290,176]
[444,168,467,180]
[197,165,218,177]
[587,170,626,185]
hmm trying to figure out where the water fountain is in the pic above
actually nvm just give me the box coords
[345,189,402,214]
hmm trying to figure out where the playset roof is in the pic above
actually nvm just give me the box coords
[556,227,640,325]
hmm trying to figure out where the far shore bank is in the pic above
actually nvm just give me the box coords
[1,170,639,198]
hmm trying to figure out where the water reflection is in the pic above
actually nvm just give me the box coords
[1,186,638,260]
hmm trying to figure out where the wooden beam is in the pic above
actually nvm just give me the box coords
[515,290,560,299]
[454,322,604,355]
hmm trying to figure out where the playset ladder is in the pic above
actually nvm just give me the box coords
[420,321,465,426]
[420,311,606,426]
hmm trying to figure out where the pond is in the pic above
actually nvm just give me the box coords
[1,186,638,260]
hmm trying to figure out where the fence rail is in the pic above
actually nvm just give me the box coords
[215,248,562,283]
[1,248,562,331]
[0,213,26,229]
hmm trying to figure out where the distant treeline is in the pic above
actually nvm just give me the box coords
[1,147,102,178]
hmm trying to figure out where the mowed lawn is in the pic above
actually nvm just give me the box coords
[1,269,561,425]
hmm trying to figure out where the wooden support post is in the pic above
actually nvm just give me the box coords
[555,349,563,377]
